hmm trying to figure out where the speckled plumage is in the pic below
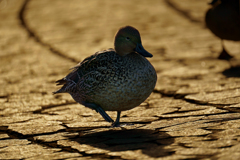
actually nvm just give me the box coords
[54,26,157,126]
[54,48,156,111]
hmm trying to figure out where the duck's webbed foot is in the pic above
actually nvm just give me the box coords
[82,102,114,123]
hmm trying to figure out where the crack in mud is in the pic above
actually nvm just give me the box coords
[153,89,240,113]
[164,0,203,24]
[0,126,124,159]
[33,101,77,114]
[19,0,78,63]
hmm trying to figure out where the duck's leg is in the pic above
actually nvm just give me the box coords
[82,102,114,123]
[218,40,233,60]
[111,111,121,127]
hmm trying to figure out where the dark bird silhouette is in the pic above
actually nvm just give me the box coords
[53,26,157,127]
[205,0,240,60]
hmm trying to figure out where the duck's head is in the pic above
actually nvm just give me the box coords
[114,26,152,57]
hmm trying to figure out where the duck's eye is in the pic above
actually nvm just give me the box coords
[126,37,130,40]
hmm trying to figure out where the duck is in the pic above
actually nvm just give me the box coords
[205,0,240,60]
[53,26,157,127]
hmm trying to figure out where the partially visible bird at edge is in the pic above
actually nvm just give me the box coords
[53,26,157,127]
[205,0,240,60]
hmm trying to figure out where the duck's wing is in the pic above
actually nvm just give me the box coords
[55,54,97,85]
[53,49,116,94]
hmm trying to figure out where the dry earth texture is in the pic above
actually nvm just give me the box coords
[1,0,240,159]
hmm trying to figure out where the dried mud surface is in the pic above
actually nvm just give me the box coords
[1,0,240,159]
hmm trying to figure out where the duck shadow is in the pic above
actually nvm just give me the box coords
[222,66,240,77]
[67,127,174,158]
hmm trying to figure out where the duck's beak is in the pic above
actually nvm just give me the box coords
[135,43,153,58]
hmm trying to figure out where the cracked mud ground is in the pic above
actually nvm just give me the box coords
[1,0,240,159]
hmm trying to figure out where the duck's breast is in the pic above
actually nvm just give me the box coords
[88,52,157,111]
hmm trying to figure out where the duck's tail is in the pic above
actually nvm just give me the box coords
[53,78,68,94]
[53,67,81,94]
